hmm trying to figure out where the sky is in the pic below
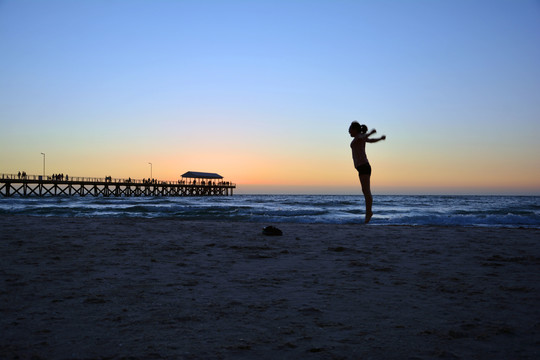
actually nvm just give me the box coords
[1,0,539,195]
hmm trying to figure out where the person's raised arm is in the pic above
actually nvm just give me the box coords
[366,135,386,143]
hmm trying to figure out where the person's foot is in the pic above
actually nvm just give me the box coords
[365,211,373,224]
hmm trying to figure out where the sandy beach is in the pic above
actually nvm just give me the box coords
[1,216,539,359]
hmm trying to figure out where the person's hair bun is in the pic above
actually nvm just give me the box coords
[359,124,368,134]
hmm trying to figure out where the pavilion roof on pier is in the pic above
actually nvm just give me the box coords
[181,171,223,179]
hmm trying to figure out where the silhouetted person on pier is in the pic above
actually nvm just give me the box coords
[349,121,386,224]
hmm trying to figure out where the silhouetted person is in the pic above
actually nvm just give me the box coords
[349,121,386,223]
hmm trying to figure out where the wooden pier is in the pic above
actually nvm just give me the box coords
[0,172,235,197]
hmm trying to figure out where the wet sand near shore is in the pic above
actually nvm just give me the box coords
[1,216,539,359]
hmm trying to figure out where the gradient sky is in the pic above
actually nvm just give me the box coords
[1,0,539,194]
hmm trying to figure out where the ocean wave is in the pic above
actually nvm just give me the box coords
[0,195,539,228]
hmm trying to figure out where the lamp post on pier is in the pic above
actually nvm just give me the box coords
[148,162,152,180]
[41,153,46,178]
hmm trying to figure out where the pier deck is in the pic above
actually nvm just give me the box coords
[0,174,235,197]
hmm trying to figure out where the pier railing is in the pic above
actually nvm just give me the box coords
[0,173,235,187]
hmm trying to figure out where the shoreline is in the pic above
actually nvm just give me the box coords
[1,216,539,359]
[2,214,540,230]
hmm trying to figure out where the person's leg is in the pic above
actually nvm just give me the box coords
[359,174,373,223]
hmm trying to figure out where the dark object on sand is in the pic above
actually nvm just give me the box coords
[262,226,283,236]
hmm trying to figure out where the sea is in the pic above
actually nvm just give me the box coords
[1,195,539,228]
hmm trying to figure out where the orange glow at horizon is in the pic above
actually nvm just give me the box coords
[3,137,540,195]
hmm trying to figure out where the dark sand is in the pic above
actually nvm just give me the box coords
[1,216,539,359]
